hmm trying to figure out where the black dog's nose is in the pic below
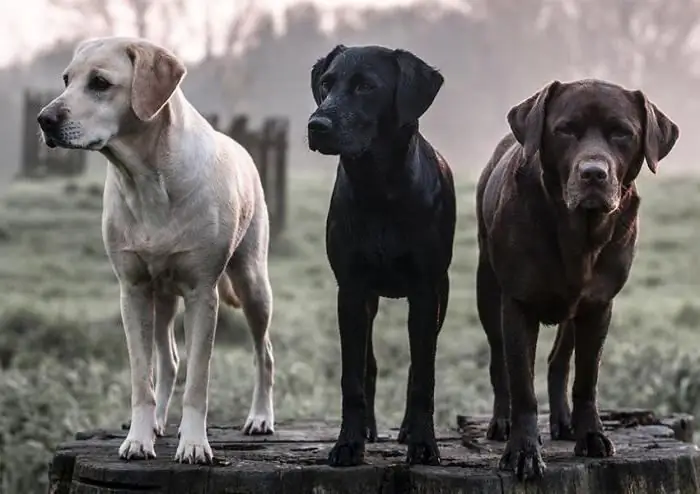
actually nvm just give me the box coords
[308,116,333,134]
[37,109,64,131]
[579,162,608,183]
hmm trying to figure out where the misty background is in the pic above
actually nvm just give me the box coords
[4,2,700,493]
[1,0,698,187]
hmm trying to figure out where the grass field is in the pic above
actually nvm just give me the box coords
[1,166,700,493]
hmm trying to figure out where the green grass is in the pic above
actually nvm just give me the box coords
[2,167,700,493]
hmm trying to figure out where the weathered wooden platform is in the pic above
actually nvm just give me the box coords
[49,409,699,494]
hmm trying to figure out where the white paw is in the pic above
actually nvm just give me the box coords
[174,406,213,464]
[119,406,158,460]
[155,420,166,437]
[175,437,213,464]
[119,436,156,460]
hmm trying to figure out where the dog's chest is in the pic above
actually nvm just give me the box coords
[329,212,439,296]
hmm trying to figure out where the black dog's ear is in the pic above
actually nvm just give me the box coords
[393,49,444,126]
[507,81,561,162]
[311,44,346,106]
[634,91,679,174]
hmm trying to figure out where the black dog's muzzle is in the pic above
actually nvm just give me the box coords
[307,114,340,155]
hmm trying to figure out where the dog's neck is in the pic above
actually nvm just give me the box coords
[101,91,190,223]
[553,179,636,294]
[339,123,419,201]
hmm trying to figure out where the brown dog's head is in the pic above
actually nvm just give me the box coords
[507,79,679,213]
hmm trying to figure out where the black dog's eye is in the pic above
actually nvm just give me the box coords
[319,79,333,96]
[88,75,112,92]
[355,81,374,93]
[62,74,69,88]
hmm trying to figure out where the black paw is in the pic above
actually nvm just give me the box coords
[549,400,575,441]
[397,414,410,444]
[406,433,440,465]
[365,414,378,443]
[486,416,510,441]
[550,415,575,441]
[328,438,365,467]
[574,431,615,458]
[499,434,546,481]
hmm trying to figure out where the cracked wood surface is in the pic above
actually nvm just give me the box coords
[49,409,699,494]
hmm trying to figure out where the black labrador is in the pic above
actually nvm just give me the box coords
[476,79,678,480]
[307,45,455,467]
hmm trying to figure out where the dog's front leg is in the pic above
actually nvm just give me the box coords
[404,278,446,466]
[328,285,373,467]
[572,301,615,458]
[499,295,546,480]
[118,282,158,460]
[175,284,218,464]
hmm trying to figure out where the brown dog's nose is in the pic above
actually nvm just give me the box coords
[37,108,65,131]
[579,162,608,183]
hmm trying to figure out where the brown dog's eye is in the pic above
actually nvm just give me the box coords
[62,74,69,88]
[88,75,112,92]
[609,128,632,141]
[554,123,578,138]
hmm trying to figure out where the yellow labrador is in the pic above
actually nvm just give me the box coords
[37,37,276,464]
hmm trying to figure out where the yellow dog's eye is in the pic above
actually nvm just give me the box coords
[62,74,69,87]
[89,75,112,92]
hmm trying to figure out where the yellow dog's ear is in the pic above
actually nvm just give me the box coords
[126,42,187,121]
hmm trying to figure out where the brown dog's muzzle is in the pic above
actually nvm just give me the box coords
[566,157,620,212]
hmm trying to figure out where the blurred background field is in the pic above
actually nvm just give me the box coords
[3,0,700,492]
[2,168,700,493]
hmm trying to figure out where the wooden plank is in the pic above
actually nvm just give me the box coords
[49,410,700,494]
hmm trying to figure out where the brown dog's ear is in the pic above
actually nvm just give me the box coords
[634,91,679,174]
[311,45,346,106]
[507,81,561,162]
[126,42,187,121]
[393,49,444,127]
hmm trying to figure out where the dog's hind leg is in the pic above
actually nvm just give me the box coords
[547,321,575,440]
[154,292,179,436]
[364,297,379,442]
[230,215,275,436]
[477,252,510,441]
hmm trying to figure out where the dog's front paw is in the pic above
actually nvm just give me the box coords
[174,406,213,464]
[328,433,365,467]
[406,426,440,466]
[174,436,213,464]
[572,405,614,457]
[499,432,546,481]
[119,406,158,460]
[119,436,156,460]
[486,416,510,441]
[574,431,615,458]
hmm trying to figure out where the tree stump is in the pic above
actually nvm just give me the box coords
[49,409,699,494]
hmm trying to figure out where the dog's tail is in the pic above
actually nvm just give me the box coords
[218,274,242,309]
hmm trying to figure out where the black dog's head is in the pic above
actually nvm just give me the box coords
[307,44,443,157]
[508,79,679,213]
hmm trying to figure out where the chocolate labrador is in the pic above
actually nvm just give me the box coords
[476,79,678,480]
[307,45,455,467]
